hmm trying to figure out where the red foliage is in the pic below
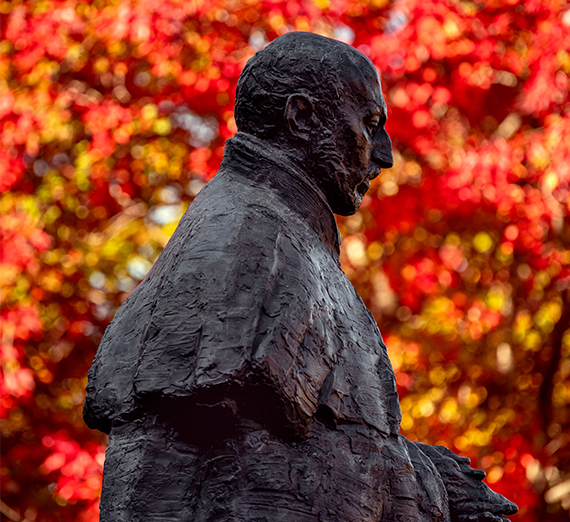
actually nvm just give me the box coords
[1,0,569,520]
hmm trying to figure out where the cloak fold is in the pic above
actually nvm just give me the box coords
[85,132,517,522]
[84,132,401,438]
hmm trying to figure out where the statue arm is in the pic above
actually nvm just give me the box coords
[84,201,289,436]
[407,439,518,522]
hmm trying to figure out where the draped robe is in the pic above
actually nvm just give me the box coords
[84,133,516,522]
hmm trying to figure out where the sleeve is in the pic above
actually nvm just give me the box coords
[84,197,284,435]
[412,441,518,522]
[128,206,342,442]
[132,208,282,398]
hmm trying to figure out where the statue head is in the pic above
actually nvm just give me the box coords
[235,32,394,215]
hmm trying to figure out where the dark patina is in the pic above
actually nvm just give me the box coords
[85,32,518,522]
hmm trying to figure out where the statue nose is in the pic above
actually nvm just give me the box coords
[372,129,394,169]
[373,150,394,169]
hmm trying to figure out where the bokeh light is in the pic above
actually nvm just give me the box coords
[1,0,569,520]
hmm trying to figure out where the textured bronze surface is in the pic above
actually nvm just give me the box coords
[84,32,518,522]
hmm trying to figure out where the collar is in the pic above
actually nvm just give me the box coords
[221,132,341,256]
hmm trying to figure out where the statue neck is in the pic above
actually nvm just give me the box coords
[221,132,341,256]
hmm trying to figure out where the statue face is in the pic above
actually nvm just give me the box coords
[312,62,394,216]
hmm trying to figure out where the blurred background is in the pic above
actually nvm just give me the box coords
[1,0,569,520]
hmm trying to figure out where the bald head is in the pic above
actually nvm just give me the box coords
[234,32,393,216]
[235,32,377,139]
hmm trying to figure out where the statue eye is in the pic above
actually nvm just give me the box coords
[366,115,380,133]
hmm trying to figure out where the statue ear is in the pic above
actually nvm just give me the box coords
[284,94,318,141]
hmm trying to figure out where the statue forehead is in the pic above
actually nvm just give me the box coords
[340,60,387,113]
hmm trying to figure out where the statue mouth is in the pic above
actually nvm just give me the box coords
[357,168,381,195]
[357,166,382,196]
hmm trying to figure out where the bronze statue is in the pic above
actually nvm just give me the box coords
[84,32,518,522]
